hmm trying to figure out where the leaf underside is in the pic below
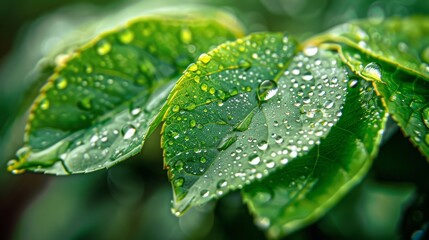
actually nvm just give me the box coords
[8,8,244,174]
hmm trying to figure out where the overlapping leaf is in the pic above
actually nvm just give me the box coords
[7,8,244,174]
[307,16,429,159]
[242,73,387,238]
[162,34,352,214]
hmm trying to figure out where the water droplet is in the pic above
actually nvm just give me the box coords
[175,160,184,171]
[172,105,180,113]
[234,110,255,132]
[255,217,270,229]
[184,102,196,110]
[56,78,68,89]
[198,53,211,64]
[217,134,237,151]
[188,63,198,72]
[266,160,275,168]
[274,135,283,144]
[119,29,134,44]
[257,80,278,102]
[200,157,207,163]
[423,107,429,128]
[200,189,209,197]
[217,179,228,188]
[303,46,318,56]
[97,40,112,55]
[425,133,429,145]
[323,100,334,109]
[257,140,268,151]
[200,83,208,92]
[180,28,192,44]
[302,72,313,81]
[248,155,261,165]
[190,119,196,128]
[85,64,93,74]
[361,62,382,81]
[131,108,141,116]
[122,125,136,139]
[40,98,50,110]
[174,177,184,187]
[349,79,358,88]
[77,97,92,110]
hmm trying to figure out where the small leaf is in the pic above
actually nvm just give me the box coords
[242,77,388,238]
[162,34,351,215]
[8,8,244,174]
[309,16,429,159]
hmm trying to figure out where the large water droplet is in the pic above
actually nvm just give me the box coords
[361,62,382,81]
[257,80,278,102]
[40,98,50,110]
[174,177,184,187]
[198,53,211,64]
[119,29,134,44]
[248,155,261,165]
[257,140,268,151]
[303,46,318,57]
[122,125,136,140]
[97,40,112,55]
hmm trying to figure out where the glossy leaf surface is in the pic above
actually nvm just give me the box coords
[162,34,351,214]
[242,75,387,238]
[310,16,429,159]
[8,9,244,174]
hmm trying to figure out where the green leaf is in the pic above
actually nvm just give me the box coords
[162,34,352,215]
[308,16,429,159]
[242,75,388,238]
[8,8,244,174]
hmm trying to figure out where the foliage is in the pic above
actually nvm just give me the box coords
[2,3,429,240]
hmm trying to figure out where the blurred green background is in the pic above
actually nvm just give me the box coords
[1,0,429,239]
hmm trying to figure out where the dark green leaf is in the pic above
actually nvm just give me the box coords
[8,9,244,174]
[162,34,351,215]
[308,16,429,159]
[242,74,387,238]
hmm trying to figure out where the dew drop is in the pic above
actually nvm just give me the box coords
[40,98,50,110]
[97,40,112,55]
[257,80,278,102]
[423,107,429,128]
[200,189,209,197]
[248,155,261,165]
[349,79,359,88]
[302,72,313,81]
[174,177,184,187]
[122,125,136,140]
[56,78,68,89]
[266,160,275,168]
[303,46,318,57]
[255,217,270,229]
[198,53,211,64]
[361,62,382,81]
[190,119,196,128]
[172,105,180,113]
[188,63,198,72]
[323,100,334,109]
[257,140,268,151]
[217,179,228,188]
[131,108,141,116]
[175,160,184,171]
[200,157,207,163]
[119,29,134,44]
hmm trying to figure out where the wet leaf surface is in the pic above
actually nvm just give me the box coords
[309,17,429,159]
[8,9,244,174]
[162,34,352,215]
[242,77,387,238]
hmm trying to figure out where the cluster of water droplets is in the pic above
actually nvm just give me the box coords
[164,37,351,213]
